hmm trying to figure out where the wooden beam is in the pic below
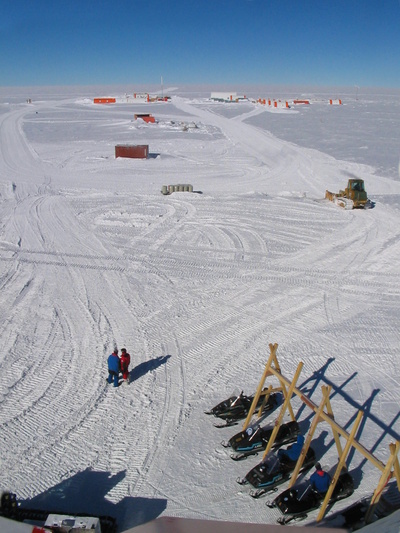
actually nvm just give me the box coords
[240,342,395,500]
[317,409,364,521]
[365,441,400,523]
[394,450,400,492]
[277,377,296,422]
[325,393,344,460]
[262,362,304,459]
[256,384,273,418]
[289,385,332,488]
[266,365,386,472]
[239,342,400,521]
[242,343,278,431]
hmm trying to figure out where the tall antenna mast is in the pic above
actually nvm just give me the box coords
[161,75,163,98]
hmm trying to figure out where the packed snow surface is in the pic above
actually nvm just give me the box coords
[1,84,400,531]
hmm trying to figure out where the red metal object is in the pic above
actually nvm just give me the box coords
[115,145,149,159]
[134,114,155,123]
[94,97,116,104]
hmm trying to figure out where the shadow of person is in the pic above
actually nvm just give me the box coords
[307,429,330,460]
[130,355,171,383]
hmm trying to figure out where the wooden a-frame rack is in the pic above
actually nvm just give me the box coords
[242,342,400,523]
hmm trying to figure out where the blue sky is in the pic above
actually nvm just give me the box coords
[2,0,400,87]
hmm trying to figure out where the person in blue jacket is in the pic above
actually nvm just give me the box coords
[107,348,121,387]
[310,462,331,494]
[278,434,304,463]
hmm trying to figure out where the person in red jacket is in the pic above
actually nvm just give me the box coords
[120,348,131,381]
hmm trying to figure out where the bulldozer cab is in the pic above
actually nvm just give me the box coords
[349,179,365,192]
[346,179,367,207]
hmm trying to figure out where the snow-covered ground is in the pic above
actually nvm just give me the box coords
[0,84,400,532]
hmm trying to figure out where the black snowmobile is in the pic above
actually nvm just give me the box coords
[237,445,316,498]
[205,390,279,427]
[267,470,354,524]
[223,420,300,461]
[311,480,400,530]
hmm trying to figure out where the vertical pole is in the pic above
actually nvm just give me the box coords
[262,361,304,460]
[277,379,296,422]
[241,343,278,431]
[393,445,400,492]
[289,385,332,488]
[317,410,364,522]
[325,394,344,460]
[365,441,400,523]
[257,384,273,418]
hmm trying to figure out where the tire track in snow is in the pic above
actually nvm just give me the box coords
[4,246,397,300]
[1,95,400,524]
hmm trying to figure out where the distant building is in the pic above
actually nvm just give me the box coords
[210,92,247,102]
[94,97,116,104]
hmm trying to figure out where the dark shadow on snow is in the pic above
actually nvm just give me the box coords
[293,357,400,466]
[295,357,336,421]
[130,355,171,383]
[346,464,364,491]
[14,468,167,531]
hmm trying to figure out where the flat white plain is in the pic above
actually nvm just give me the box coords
[0,84,400,531]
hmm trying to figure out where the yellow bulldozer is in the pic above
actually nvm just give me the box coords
[325,178,370,209]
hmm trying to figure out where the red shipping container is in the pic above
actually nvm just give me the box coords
[134,113,155,123]
[115,145,149,159]
[94,98,116,104]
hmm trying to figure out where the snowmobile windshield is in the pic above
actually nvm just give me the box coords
[262,454,281,474]
[246,425,261,441]
[230,390,244,407]
[298,483,312,501]
[230,388,241,398]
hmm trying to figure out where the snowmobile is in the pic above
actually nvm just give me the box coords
[205,390,279,427]
[222,420,300,460]
[310,480,400,530]
[237,445,316,498]
[267,470,354,524]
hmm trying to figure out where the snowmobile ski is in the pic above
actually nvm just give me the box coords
[213,419,239,429]
[277,512,308,525]
[250,486,278,499]
[230,451,257,461]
